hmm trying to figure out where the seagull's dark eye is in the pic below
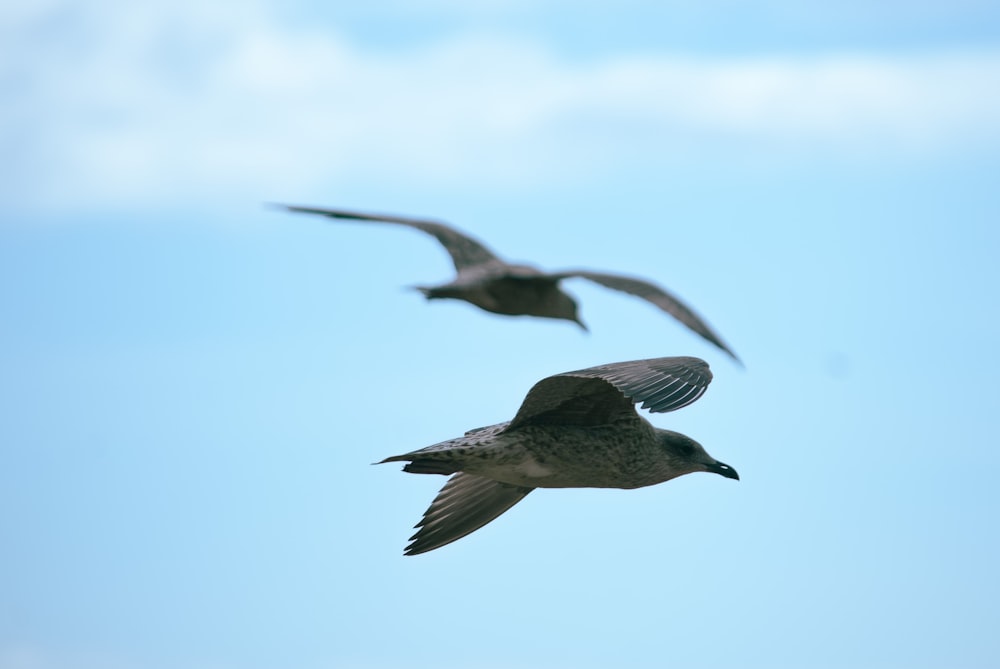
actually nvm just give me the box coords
[677,442,695,457]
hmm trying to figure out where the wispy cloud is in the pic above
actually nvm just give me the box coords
[4,0,1000,214]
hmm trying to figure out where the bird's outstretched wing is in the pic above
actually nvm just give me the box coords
[280,204,501,271]
[405,473,533,556]
[552,270,740,363]
[508,356,712,429]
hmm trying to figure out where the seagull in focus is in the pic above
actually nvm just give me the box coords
[378,356,738,555]
[279,204,740,362]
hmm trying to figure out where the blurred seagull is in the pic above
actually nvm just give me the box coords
[378,356,738,555]
[279,204,740,362]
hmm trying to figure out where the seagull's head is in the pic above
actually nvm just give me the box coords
[657,429,739,482]
[548,291,587,331]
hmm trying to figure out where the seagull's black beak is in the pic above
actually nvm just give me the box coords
[707,460,740,481]
[575,317,589,332]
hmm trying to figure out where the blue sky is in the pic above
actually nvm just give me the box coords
[2,2,999,668]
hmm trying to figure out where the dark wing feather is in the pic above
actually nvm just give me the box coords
[508,356,712,429]
[404,473,533,556]
[554,270,740,363]
[280,204,501,271]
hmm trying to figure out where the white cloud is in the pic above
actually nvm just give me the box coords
[3,0,1000,214]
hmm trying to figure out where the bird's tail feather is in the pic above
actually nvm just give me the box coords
[401,459,461,475]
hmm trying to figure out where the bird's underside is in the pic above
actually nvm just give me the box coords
[420,272,584,321]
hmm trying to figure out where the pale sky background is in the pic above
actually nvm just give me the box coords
[2,1,1000,668]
